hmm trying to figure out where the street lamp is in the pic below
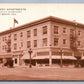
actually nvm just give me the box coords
[59,48,63,67]
[28,48,33,68]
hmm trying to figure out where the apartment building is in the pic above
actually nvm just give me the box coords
[0,16,84,67]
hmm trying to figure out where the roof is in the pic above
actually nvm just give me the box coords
[0,16,84,36]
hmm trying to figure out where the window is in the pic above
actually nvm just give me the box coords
[43,38,47,46]
[20,32,23,37]
[63,27,66,33]
[14,34,17,40]
[34,40,37,47]
[43,26,47,34]
[5,37,7,41]
[54,38,59,46]
[2,37,4,41]
[27,41,31,48]
[54,26,58,34]
[3,36,7,41]
[78,31,80,35]
[70,29,74,34]
[8,34,11,39]
[2,45,4,50]
[27,30,31,37]
[34,29,37,36]
[78,41,81,46]
[63,39,66,44]
[14,43,17,50]
[5,45,7,51]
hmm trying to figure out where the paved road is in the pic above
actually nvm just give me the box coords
[0,66,84,81]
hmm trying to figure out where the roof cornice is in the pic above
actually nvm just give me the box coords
[0,16,84,36]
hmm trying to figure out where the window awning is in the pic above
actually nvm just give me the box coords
[52,56,76,60]
[33,55,77,60]
[33,56,49,59]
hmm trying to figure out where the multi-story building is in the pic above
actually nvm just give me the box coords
[0,16,84,67]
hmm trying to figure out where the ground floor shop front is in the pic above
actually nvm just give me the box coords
[0,48,84,68]
[0,56,83,68]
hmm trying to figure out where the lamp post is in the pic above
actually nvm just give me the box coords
[28,48,33,68]
[59,48,63,67]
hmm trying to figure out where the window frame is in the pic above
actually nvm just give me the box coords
[27,41,31,48]
[54,26,59,34]
[54,38,59,46]
[27,30,31,38]
[78,41,81,46]
[78,30,81,35]
[14,43,17,50]
[20,32,23,37]
[34,40,37,47]
[63,27,66,34]
[63,39,66,45]
[43,38,47,46]
[43,26,47,34]
[14,34,17,41]
[34,29,37,36]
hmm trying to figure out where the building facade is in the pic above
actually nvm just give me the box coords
[0,16,84,67]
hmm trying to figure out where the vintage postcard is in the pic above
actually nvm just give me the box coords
[0,4,84,81]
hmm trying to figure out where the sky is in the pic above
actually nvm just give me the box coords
[0,4,84,32]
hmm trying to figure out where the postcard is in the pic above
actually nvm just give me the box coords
[0,4,84,81]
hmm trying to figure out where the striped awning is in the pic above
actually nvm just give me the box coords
[33,56,49,59]
[33,55,77,60]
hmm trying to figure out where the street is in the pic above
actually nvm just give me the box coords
[0,66,84,81]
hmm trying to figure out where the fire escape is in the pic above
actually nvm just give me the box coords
[70,29,77,51]
[6,34,11,53]
[70,25,81,67]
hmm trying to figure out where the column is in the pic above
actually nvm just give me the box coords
[35,52,38,67]
[49,50,52,66]
[18,55,20,66]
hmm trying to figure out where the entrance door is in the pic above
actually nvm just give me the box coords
[15,58,17,64]
[13,58,19,66]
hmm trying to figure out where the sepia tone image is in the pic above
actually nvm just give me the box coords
[0,4,84,81]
